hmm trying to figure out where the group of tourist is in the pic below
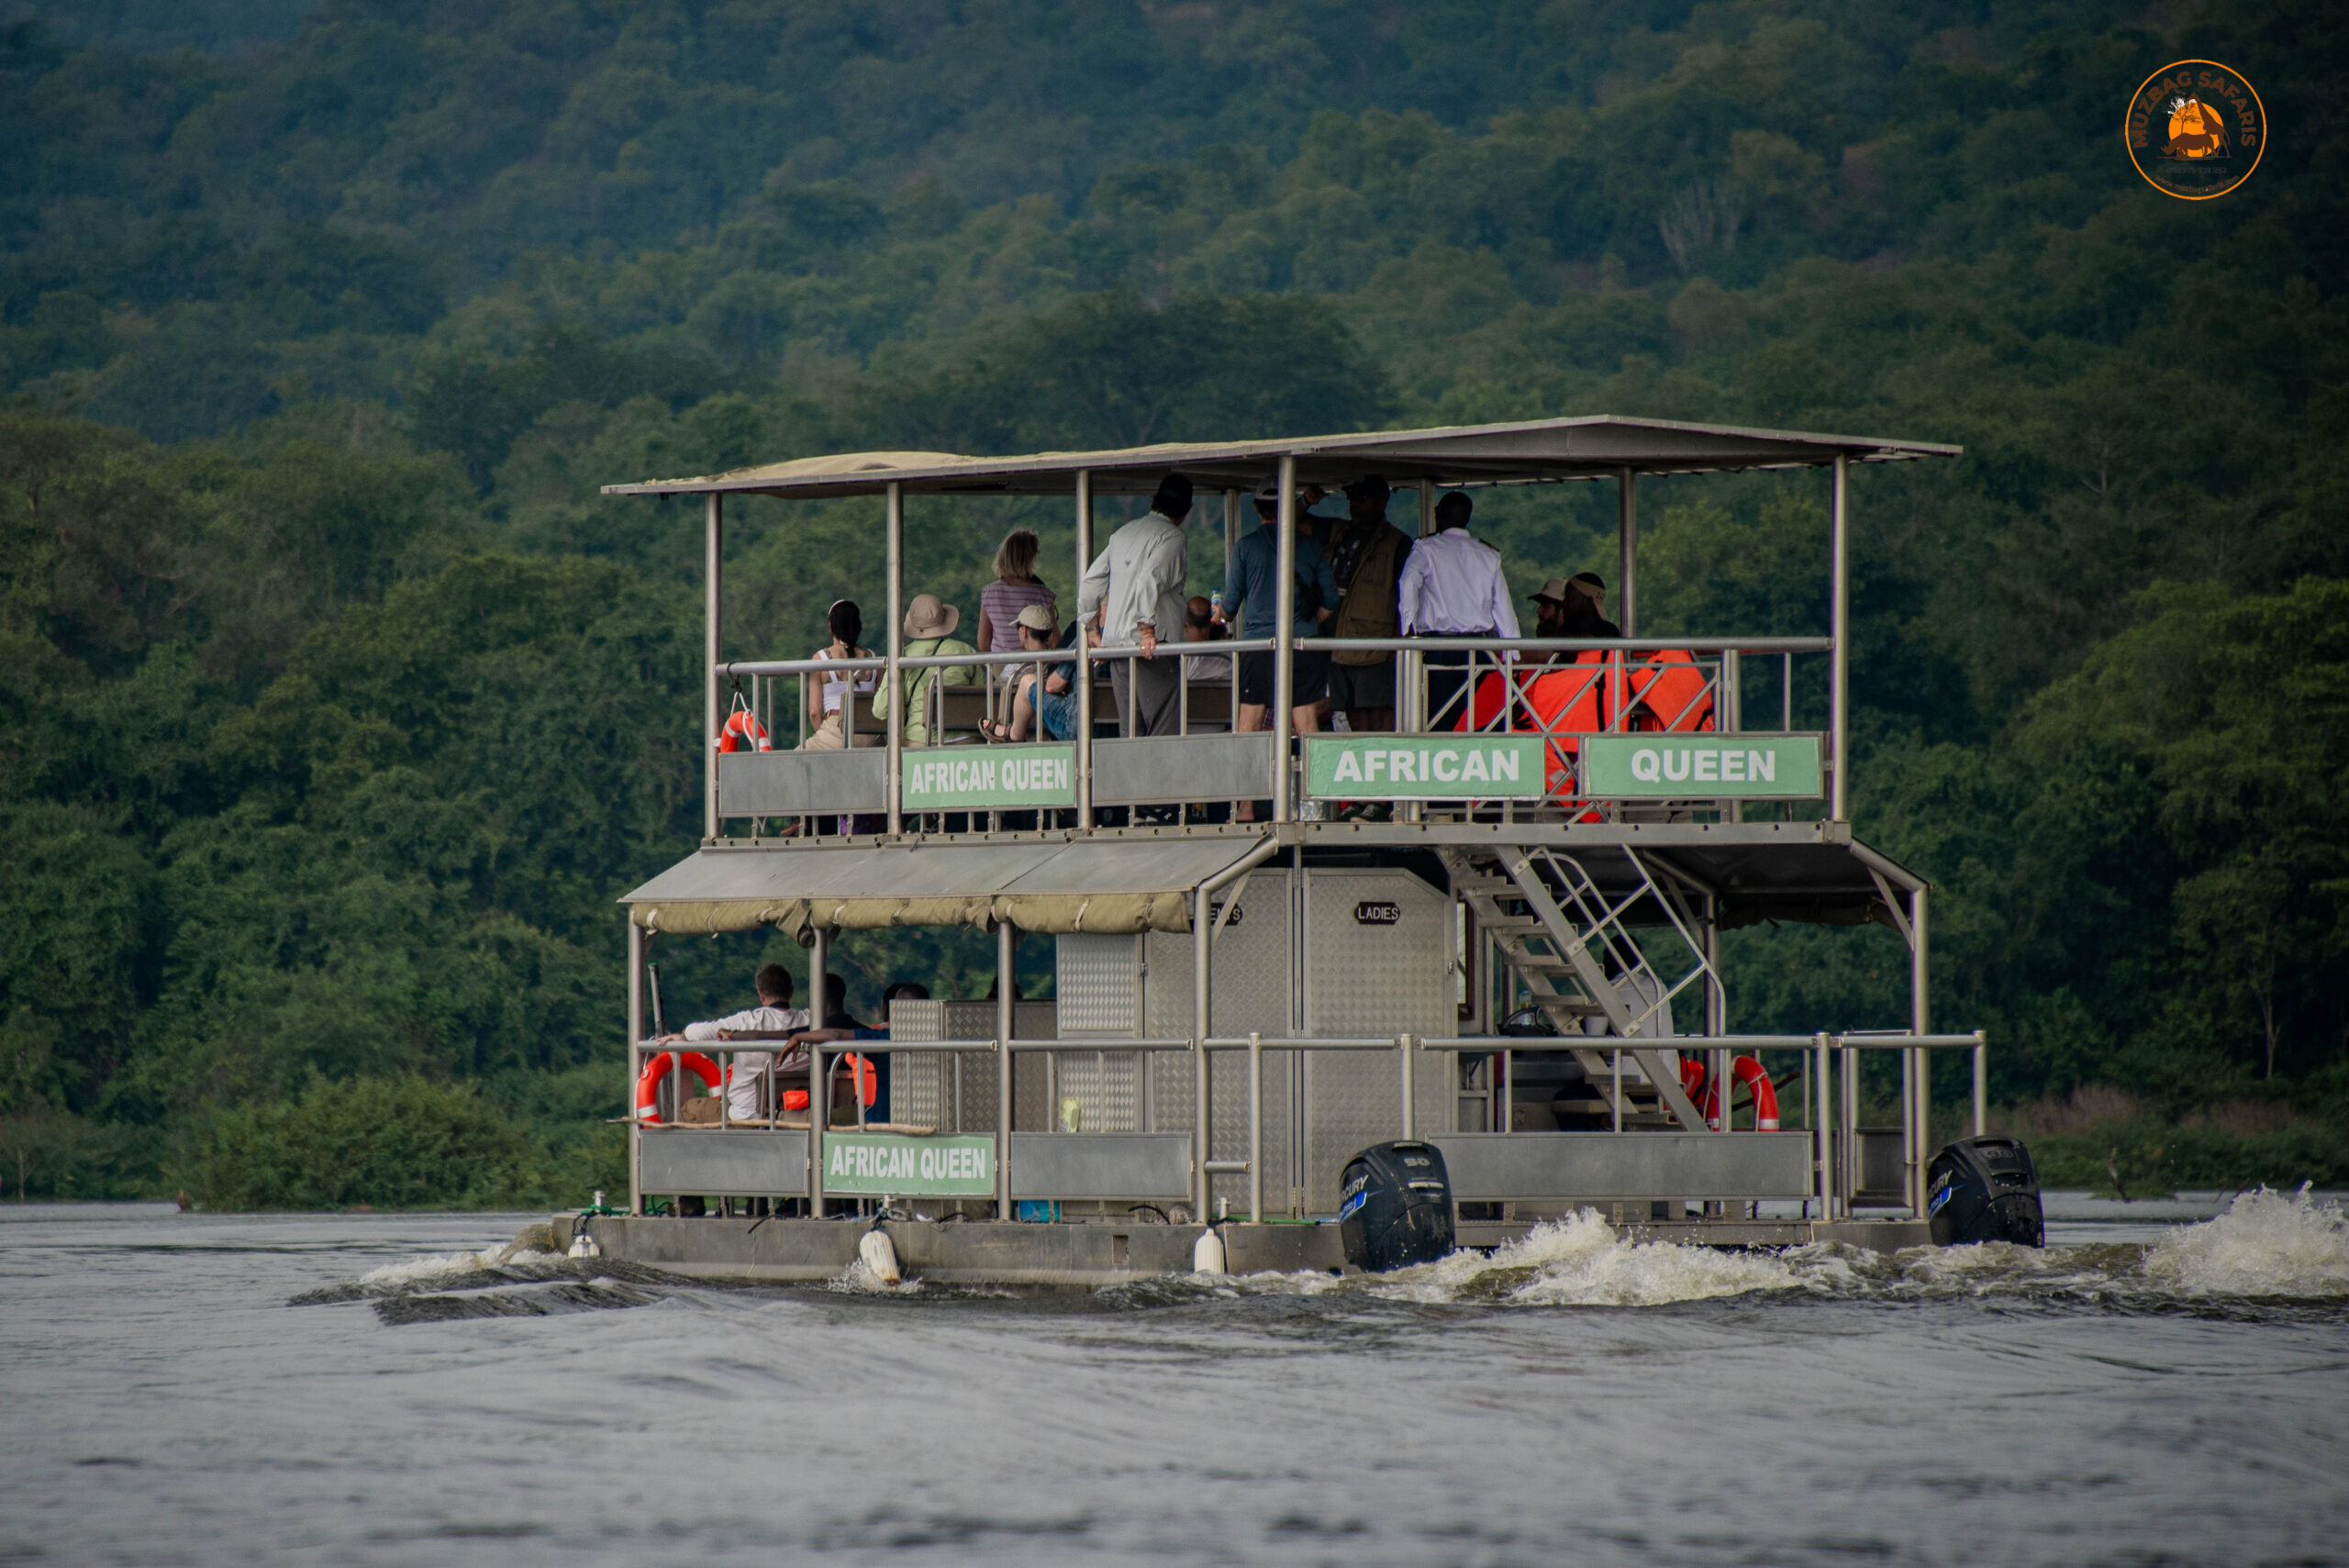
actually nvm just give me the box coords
[789,470,1622,762]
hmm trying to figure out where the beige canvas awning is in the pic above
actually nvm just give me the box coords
[601,414,1960,501]
[620,837,1273,939]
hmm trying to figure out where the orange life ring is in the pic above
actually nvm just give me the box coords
[1686,1053,1780,1130]
[715,707,772,753]
[636,1051,721,1124]
[717,1052,878,1118]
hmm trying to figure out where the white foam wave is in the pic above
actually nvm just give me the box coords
[355,1247,507,1287]
[1241,1210,1801,1307]
[2142,1186,2349,1298]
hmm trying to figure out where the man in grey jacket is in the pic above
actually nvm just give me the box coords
[1078,472,1193,739]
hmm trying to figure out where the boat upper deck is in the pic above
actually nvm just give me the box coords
[605,415,1958,915]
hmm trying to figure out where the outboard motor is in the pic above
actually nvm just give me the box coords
[1927,1136,2044,1248]
[1339,1141,1455,1272]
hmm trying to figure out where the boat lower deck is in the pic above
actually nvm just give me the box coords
[551,1213,1932,1286]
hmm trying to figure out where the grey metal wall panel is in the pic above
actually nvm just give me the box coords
[1302,868,1454,1212]
[1008,1133,1192,1200]
[640,1130,807,1195]
[879,999,1053,1135]
[1432,1131,1812,1200]
[1134,878,1296,1210]
[716,751,886,817]
[1093,733,1273,805]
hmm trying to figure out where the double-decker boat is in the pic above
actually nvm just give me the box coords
[560,416,1998,1284]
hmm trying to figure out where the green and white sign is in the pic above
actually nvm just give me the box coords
[822,1131,996,1195]
[1303,734,1547,799]
[1581,735,1822,798]
[901,745,1075,811]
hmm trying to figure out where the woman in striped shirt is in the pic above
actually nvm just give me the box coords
[975,528,1057,653]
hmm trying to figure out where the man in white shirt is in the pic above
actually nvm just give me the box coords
[1397,490,1520,729]
[657,962,811,1121]
[1077,472,1193,740]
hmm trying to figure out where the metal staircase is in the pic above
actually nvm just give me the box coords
[1442,845,1713,1131]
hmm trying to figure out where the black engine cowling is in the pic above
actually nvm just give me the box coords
[1339,1140,1456,1272]
[1926,1136,2044,1248]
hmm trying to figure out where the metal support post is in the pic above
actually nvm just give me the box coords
[1617,468,1638,637]
[1831,1041,1851,1211]
[1399,1035,1416,1139]
[997,917,1015,1219]
[1814,1033,1833,1220]
[884,483,905,837]
[808,925,828,1217]
[1193,885,1213,1217]
[1074,472,1094,830]
[1974,1038,1987,1138]
[1272,454,1297,822]
[1910,884,1931,1215]
[1248,1032,1264,1222]
[704,495,722,840]
[1418,478,1435,537]
[1830,454,1849,821]
[627,919,643,1216]
[1704,912,1725,1132]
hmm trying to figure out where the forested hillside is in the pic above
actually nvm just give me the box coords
[4,0,2345,1203]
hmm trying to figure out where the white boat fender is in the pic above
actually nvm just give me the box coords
[860,1225,903,1285]
[1192,1226,1227,1276]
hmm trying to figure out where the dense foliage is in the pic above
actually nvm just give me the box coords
[2,0,2344,1202]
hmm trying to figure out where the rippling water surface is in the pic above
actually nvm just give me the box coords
[5,1194,2347,1565]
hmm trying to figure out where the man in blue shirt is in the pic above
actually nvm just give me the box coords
[1223,486,1342,817]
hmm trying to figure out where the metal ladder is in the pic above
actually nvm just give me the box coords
[1443,846,1711,1131]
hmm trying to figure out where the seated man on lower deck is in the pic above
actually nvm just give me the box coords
[783,980,930,1124]
[656,962,811,1121]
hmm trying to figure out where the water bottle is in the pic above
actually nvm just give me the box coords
[1209,590,1224,624]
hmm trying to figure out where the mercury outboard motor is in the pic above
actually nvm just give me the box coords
[1339,1141,1455,1272]
[1926,1136,2044,1247]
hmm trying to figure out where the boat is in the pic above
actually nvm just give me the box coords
[556,416,1990,1284]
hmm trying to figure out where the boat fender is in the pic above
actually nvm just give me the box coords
[1192,1226,1227,1276]
[859,1225,902,1284]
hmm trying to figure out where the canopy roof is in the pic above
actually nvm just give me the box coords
[601,416,1960,501]
[623,836,1272,938]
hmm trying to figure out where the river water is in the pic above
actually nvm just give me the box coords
[4,1194,2346,1566]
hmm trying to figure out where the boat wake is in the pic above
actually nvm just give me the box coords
[295,1188,2349,1323]
[287,1232,689,1322]
[1223,1186,2349,1316]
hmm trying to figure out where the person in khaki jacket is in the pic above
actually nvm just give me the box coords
[871,593,979,746]
[1325,474,1412,733]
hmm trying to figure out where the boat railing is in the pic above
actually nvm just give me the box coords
[709,634,1836,839]
[630,1029,1986,1226]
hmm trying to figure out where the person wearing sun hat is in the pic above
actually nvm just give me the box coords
[871,592,978,746]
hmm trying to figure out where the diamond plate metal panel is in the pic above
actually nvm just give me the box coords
[1137,875,1297,1212]
[1056,934,1141,1036]
[876,999,1053,1135]
[1303,868,1455,1212]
